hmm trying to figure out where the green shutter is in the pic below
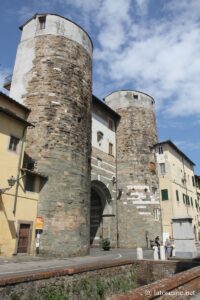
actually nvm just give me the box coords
[161,189,168,200]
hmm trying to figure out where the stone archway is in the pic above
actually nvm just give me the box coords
[90,180,112,246]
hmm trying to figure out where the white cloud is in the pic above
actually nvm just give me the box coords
[6,0,200,118]
[93,0,200,117]
[135,0,150,16]
[174,140,200,151]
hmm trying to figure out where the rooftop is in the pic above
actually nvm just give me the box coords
[155,140,195,166]
[19,13,93,49]
[0,92,31,112]
[92,95,121,120]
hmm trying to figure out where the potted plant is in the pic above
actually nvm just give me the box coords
[102,238,111,251]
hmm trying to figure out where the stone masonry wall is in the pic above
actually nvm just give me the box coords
[0,259,199,300]
[105,91,162,248]
[23,34,92,257]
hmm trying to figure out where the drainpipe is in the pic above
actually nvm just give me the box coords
[182,157,189,216]
[115,120,119,248]
[13,127,26,215]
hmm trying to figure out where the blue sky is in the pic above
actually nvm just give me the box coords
[0,0,200,173]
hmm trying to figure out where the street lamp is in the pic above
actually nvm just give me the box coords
[0,175,24,194]
[7,176,17,187]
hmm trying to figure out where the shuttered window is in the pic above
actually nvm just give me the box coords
[161,189,168,201]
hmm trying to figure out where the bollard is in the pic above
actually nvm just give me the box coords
[137,247,143,259]
[160,245,165,260]
[153,246,159,260]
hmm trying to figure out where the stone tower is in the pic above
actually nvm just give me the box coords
[10,14,93,256]
[105,91,162,248]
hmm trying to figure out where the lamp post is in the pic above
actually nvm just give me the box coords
[0,175,25,194]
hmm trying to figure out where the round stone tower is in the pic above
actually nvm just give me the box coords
[10,14,92,256]
[105,91,162,248]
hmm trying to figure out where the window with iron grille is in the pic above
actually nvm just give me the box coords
[25,174,35,192]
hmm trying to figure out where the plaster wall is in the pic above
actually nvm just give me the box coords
[156,143,199,240]
[0,105,38,257]
[92,112,116,156]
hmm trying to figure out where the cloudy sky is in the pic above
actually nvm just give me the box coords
[0,0,200,173]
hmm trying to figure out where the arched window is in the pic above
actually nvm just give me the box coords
[97,131,104,142]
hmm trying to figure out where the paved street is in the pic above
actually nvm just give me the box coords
[0,248,154,277]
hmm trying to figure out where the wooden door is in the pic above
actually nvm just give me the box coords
[17,224,31,253]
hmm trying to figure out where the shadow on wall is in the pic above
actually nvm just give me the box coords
[175,258,200,274]
[0,195,17,239]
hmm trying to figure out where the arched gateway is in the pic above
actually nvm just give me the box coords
[90,180,112,246]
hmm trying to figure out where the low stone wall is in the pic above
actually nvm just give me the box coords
[108,265,200,300]
[0,259,199,300]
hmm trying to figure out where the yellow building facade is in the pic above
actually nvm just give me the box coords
[155,140,200,242]
[0,92,45,257]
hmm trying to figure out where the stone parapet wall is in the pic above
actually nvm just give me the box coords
[0,259,199,300]
[108,265,200,300]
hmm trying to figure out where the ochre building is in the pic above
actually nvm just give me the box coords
[0,92,46,256]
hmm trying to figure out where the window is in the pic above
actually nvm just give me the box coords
[133,94,138,99]
[154,208,160,221]
[191,197,193,206]
[183,194,190,205]
[97,157,102,167]
[192,176,195,186]
[186,195,190,206]
[38,16,46,30]
[108,119,114,131]
[161,189,168,200]
[159,163,166,175]
[152,187,157,195]
[25,174,35,192]
[109,142,113,155]
[195,200,199,211]
[158,146,163,154]
[176,190,179,201]
[9,136,20,152]
[97,131,103,142]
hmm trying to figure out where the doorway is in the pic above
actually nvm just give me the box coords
[17,223,31,253]
[90,180,112,246]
